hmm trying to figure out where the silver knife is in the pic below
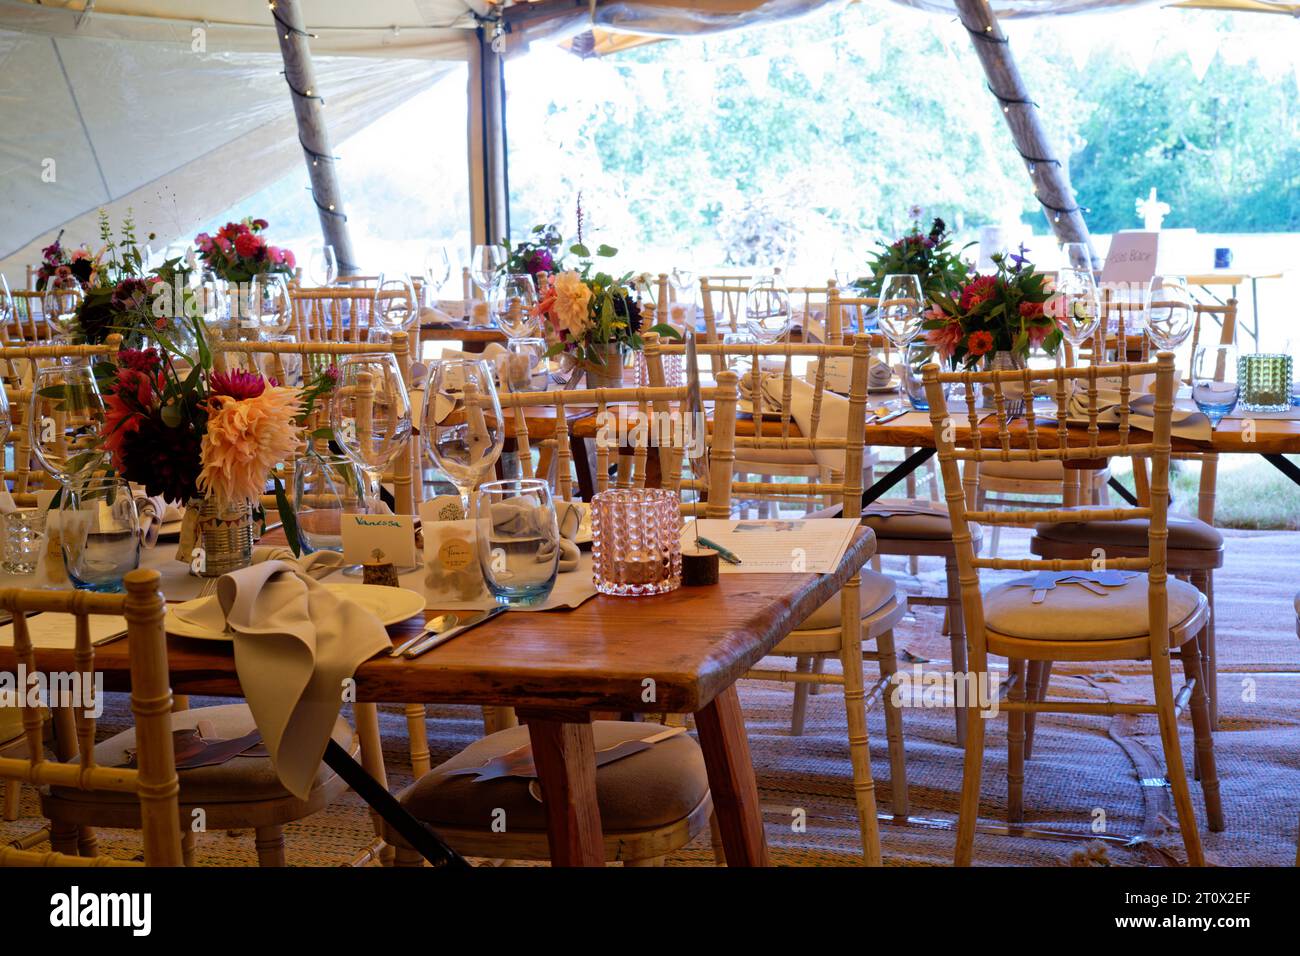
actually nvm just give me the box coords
[403,605,508,659]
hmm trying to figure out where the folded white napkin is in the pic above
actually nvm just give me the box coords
[486,498,578,572]
[174,561,390,799]
[864,498,950,518]
[251,545,345,579]
[1066,381,1209,441]
[760,374,852,473]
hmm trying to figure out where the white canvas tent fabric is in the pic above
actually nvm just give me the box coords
[0,0,475,283]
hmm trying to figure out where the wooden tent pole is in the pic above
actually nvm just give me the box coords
[952,0,1098,268]
[469,19,510,247]
[271,0,359,275]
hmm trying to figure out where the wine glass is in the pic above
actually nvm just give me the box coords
[292,453,370,553]
[329,354,413,512]
[1145,275,1195,353]
[307,245,338,287]
[470,245,505,299]
[41,287,81,345]
[423,359,504,515]
[1052,264,1101,348]
[877,274,925,409]
[29,365,106,481]
[744,274,792,343]
[424,246,452,302]
[492,273,540,338]
[237,273,292,337]
[372,274,421,335]
[877,274,925,349]
[1192,344,1239,428]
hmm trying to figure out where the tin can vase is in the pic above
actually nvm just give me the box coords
[190,496,255,577]
[582,343,625,389]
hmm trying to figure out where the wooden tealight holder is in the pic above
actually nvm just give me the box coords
[362,548,399,588]
[681,546,720,586]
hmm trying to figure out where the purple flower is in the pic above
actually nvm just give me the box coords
[209,368,267,401]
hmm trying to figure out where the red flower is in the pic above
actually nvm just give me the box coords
[234,232,264,259]
[1027,322,1051,347]
[119,348,161,374]
[1018,300,1045,320]
[967,331,994,357]
[958,275,999,312]
[209,368,267,401]
[924,310,964,361]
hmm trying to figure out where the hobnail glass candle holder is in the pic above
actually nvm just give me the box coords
[1238,353,1292,413]
[591,488,682,597]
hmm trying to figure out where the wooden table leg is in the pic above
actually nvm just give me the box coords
[519,709,605,867]
[695,685,771,867]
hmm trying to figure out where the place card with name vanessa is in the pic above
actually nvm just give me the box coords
[340,513,418,568]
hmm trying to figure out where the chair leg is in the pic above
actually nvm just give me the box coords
[808,655,825,695]
[2,780,19,821]
[790,656,813,736]
[1180,636,1225,832]
[874,627,909,818]
[1023,661,1052,760]
[625,855,665,867]
[182,829,197,867]
[1006,659,1027,825]
[404,704,431,777]
[838,578,881,865]
[954,678,988,867]
[254,825,287,867]
[50,821,80,856]
[1151,646,1206,865]
[945,558,968,745]
[1202,569,1219,727]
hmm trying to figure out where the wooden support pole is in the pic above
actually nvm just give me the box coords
[952,0,1098,268]
[271,0,359,275]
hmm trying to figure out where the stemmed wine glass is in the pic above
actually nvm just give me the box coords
[423,246,452,305]
[1145,275,1195,354]
[744,274,793,343]
[1052,261,1102,351]
[42,287,81,346]
[235,273,292,338]
[371,274,421,337]
[470,245,506,301]
[329,354,413,514]
[422,359,504,517]
[877,274,925,408]
[1192,344,1239,429]
[29,365,106,482]
[492,273,540,338]
[308,245,338,287]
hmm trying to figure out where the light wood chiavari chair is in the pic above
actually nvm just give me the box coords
[923,352,1221,865]
[0,569,183,866]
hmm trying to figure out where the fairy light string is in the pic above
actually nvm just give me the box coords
[268,0,350,235]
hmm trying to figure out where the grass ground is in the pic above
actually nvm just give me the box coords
[1111,455,1300,530]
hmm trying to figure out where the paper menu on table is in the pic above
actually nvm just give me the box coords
[682,519,859,574]
[0,614,128,649]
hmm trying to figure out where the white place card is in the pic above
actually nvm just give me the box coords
[1100,231,1159,285]
[340,513,418,568]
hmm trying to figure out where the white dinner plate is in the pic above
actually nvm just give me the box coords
[165,584,426,641]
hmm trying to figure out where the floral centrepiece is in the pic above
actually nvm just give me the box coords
[195,218,296,283]
[36,234,97,291]
[922,251,1061,369]
[855,215,972,300]
[530,242,679,369]
[101,322,302,507]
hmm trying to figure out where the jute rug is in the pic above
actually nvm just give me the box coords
[3,528,1297,866]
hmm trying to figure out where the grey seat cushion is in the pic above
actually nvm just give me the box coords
[796,569,896,631]
[863,499,983,541]
[980,459,1065,480]
[1034,512,1223,551]
[49,702,353,804]
[983,575,1203,640]
[400,721,708,833]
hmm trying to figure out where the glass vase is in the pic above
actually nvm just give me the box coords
[583,343,625,389]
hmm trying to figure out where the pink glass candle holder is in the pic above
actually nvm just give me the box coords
[591,488,682,596]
